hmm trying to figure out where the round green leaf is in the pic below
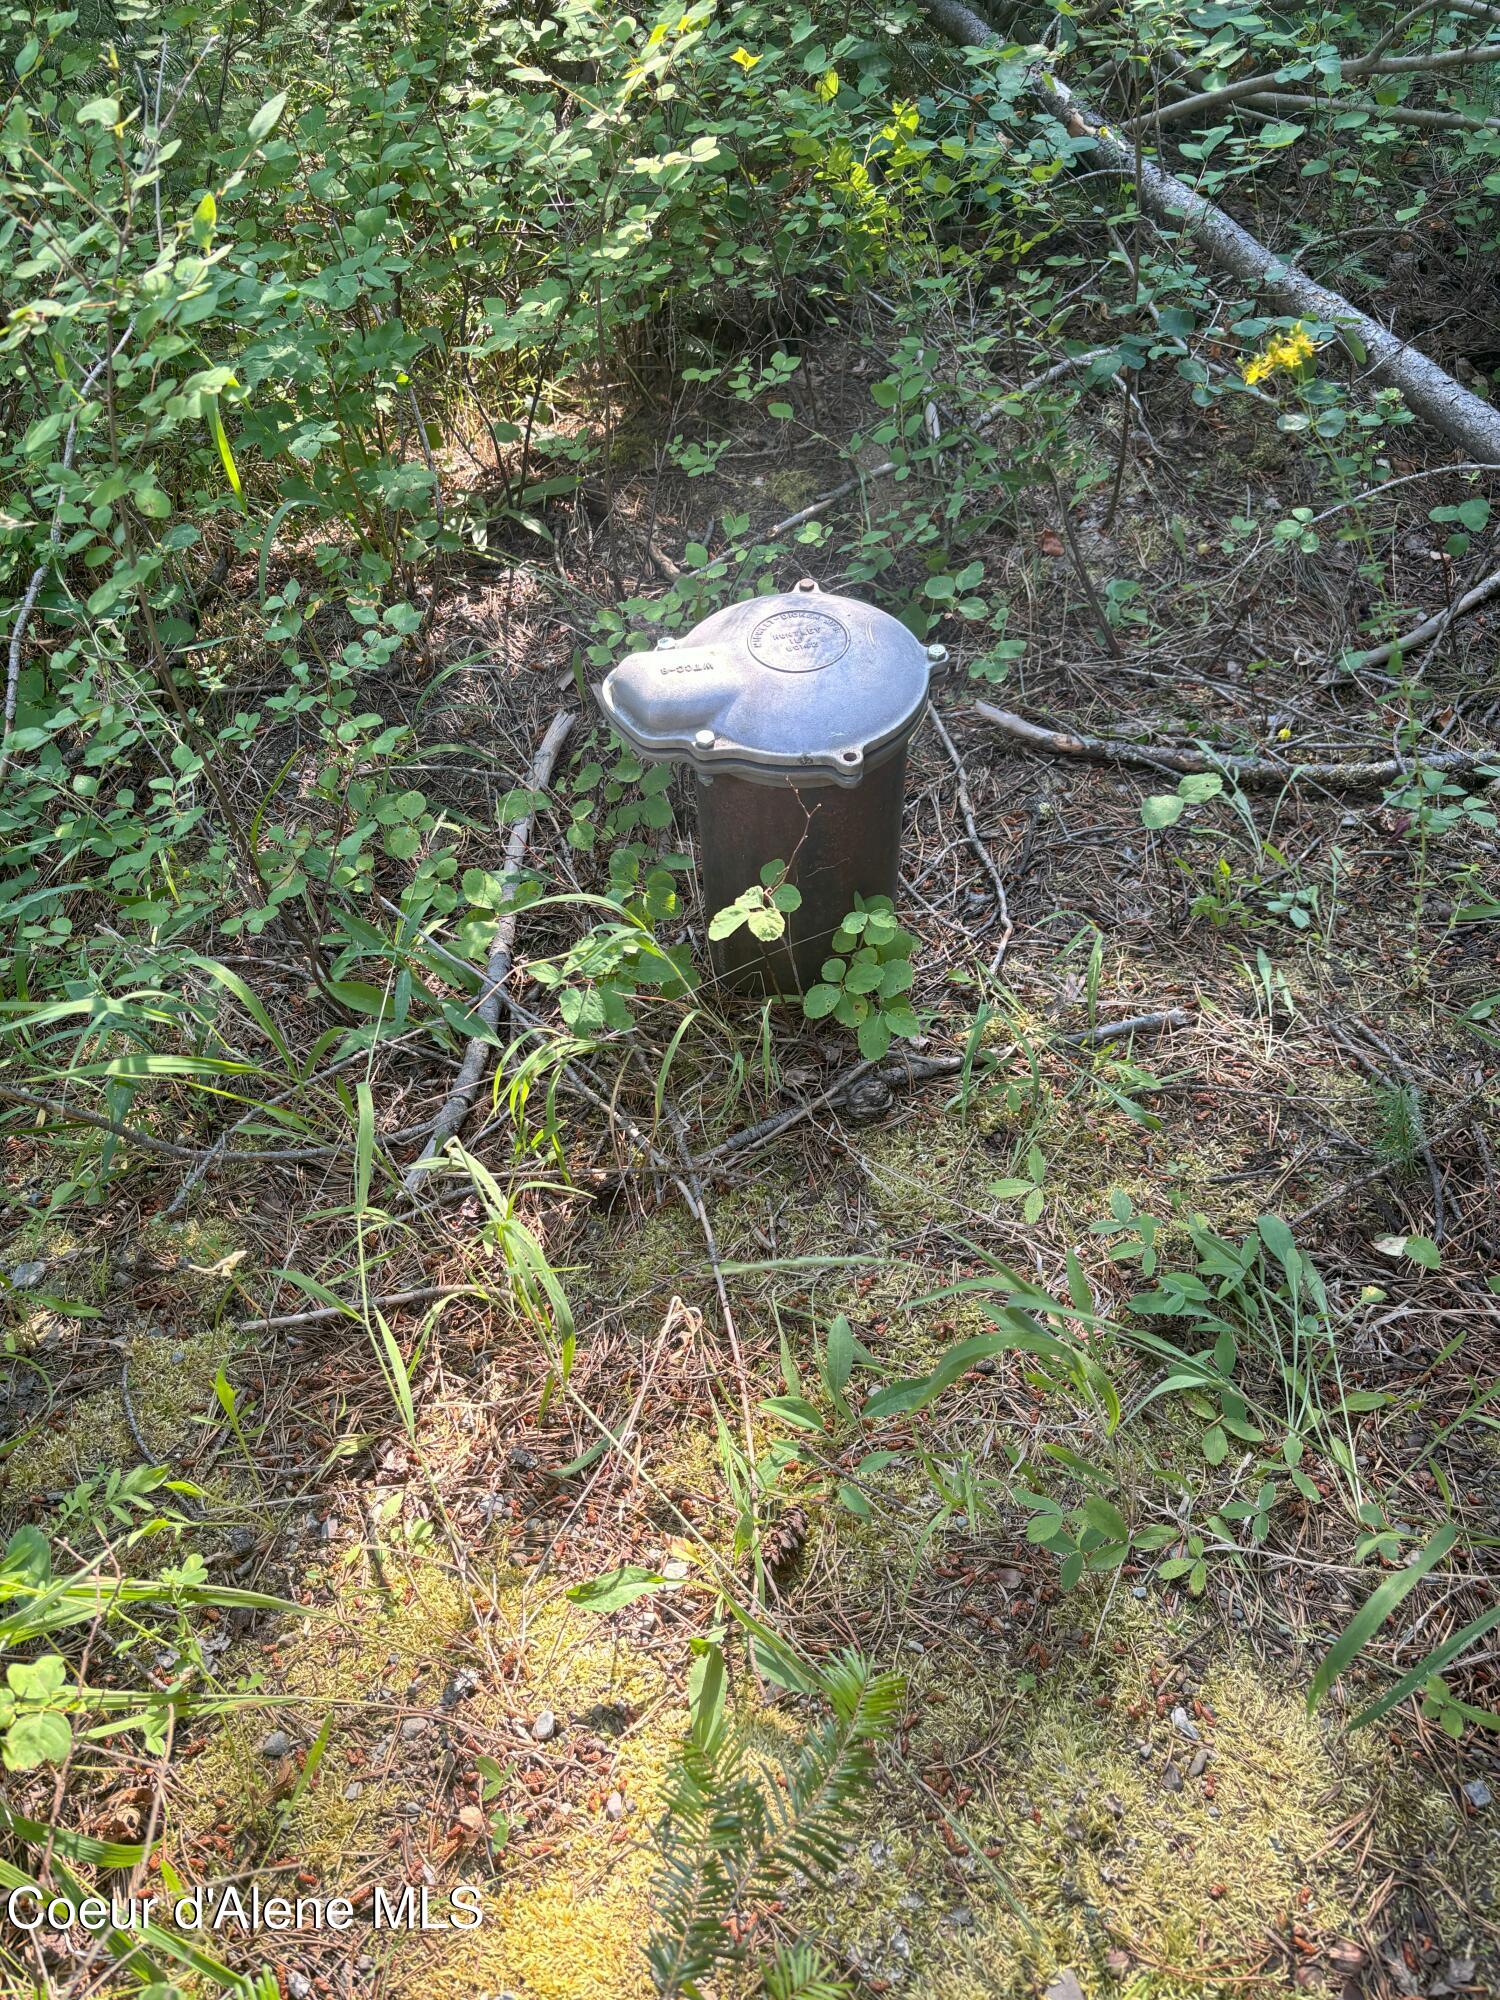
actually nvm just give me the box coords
[1141,795,1187,829]
[857,1013,892,1061]
[4,1710,72,1770]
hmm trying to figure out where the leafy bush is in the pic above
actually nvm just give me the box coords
[801,895,920,1058]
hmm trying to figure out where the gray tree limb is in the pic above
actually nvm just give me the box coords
[974,701,1497,787]
[920,0,1500,464]
[401,709,574,1190]
[1149,38,1500,130]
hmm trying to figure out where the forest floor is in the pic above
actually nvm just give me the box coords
[3,276,1500,2000]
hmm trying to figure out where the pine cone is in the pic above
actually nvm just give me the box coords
[760,1505,809,1584]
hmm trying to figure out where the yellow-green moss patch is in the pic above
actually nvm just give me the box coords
[3,1322,236,1503]
[796,1591,1479,2000]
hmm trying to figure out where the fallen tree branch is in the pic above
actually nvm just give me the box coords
[974,701,1498,787]
[1304,465,1500,527]
[920,0,1500,464]
[1065,1008,1191,1046]
[239,1282,484,1334]
[1144,37,1500,130]
[696,1012,1191,1175]
[0,1081,202,1158]
[1333,561,1500,678]
[1179,88,1500,137]
[0,1080,381,1169]
[402,709,574,1191]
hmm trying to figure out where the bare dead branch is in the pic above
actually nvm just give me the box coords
[401,708,575,1190]
[920,0,1500,463]
[973,702,1497,788]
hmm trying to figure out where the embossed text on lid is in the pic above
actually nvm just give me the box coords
[748,609,850,673]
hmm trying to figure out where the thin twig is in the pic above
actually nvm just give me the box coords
[1332,561,1500,679]
[1138,34,1500,131]
[402,710,574,1191]
[1064,1007,1191,1046]
[1049,472,1124,658]
[120,1358,159,1464]
[669,351,1115,569]
[0,1082,200,1159]
[164,1026,437,1216]
[926,702,1013,974]
[1292,1092,1489,1225]
[695,1015,1190,1175]
[238,1283,482,1335]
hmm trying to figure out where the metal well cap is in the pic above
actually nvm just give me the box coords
[597,579,942,787]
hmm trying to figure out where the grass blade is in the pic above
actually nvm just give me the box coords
[354,1079,374,1214]
[1308,1523,1458,1714]
[1348,1601,1500,1731]
[206,393,246,513]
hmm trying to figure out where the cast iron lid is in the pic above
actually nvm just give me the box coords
[597,579,943,787]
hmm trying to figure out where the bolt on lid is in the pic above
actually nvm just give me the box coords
[597,578,945,787]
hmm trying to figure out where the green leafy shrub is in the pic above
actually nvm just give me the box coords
[801,896,919,1059]
[708,860,805,947]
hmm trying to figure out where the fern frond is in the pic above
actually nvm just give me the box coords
[762,1942,852,2000]
[647,1649,902,1999]
[648,1728,763,1996]
[754,1653,902,1891]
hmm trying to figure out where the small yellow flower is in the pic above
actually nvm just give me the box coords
[1277,726,1291,741]
[731,46,761,68]
[1243,321,1319,386]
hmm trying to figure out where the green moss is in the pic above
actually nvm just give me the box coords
[761,467,821,514]
[467,1869,656,2000]
[854,1116,990,1231]
[167,1549,690,2000]
[41,1033,1485,2000]
[796,1593,1478,1998]
[172,1558,475,1880]
[3,1321,236,1503]
[388,1578,686,2000]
